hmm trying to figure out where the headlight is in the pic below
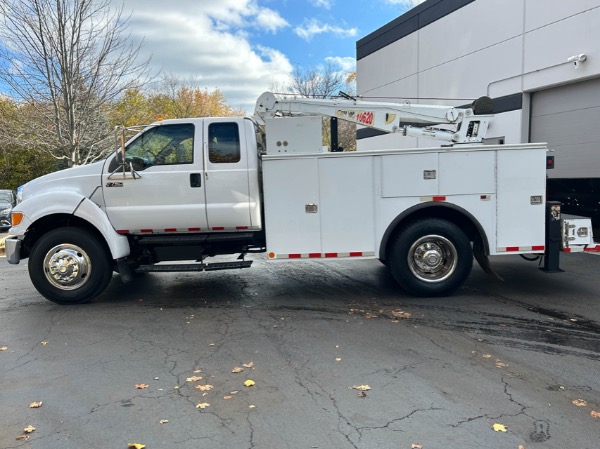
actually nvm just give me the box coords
[0,207,11,216]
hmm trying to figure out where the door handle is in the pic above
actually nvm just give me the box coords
[190,173,201,188]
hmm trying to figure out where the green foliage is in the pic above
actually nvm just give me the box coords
[0,148,56,190]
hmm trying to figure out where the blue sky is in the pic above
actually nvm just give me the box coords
[112,0,424,111]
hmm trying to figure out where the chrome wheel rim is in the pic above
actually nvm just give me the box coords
[407,235,457,283]
[43,244,91,290]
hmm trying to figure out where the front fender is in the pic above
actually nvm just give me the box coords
[74,198,130,260]
[10,191,130,260]
[9,191,85,236]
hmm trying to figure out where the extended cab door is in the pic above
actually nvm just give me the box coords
[203,118,254,230]
[102,120,209,234]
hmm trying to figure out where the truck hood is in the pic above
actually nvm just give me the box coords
[20,159,106,202]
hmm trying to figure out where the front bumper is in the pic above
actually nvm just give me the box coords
[5,237,21,264]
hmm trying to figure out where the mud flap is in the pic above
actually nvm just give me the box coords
[473,238,503,281]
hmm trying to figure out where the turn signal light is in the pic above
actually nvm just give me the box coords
[11,212,24,227]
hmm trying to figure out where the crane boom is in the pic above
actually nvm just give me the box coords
[254,92,494,144]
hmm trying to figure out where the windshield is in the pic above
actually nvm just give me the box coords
[0,192,13,203]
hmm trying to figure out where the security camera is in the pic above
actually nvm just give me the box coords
[567,54,587,69]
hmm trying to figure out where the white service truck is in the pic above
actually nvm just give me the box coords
[5,92,597,304]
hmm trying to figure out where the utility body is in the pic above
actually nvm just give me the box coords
[5,93,596,304]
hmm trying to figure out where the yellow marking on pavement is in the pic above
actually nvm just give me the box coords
[0,235,8,257]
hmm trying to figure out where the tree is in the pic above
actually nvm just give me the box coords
[0,0,150,166]
[110,75,245,128]
[0,96,56,188]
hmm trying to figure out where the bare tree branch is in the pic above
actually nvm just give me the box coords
[0,0,151,166]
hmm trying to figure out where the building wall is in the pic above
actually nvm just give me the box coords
[356,0,600,150]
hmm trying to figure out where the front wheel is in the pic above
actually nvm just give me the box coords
[389,219,472,297]
[28,228,113,304]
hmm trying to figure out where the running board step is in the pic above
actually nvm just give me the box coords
[136,261,253,273]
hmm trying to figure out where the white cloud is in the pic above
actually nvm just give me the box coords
[325,56,356,72]
[112,0,292,111]
[294,19,358,41]
[310,0,334,9]
[255,8,289,33]
[384,0,426,7]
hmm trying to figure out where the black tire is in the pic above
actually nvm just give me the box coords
[28,227,113,304]
[388,218,472,297]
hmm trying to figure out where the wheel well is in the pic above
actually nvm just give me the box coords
[380,204,489,263]
[21,214,110,260]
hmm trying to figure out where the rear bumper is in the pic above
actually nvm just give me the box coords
[5,237,21,264]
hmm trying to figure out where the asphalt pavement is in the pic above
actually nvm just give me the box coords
[1,248,599,449]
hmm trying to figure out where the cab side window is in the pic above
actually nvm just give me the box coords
[208,123,241,163]
[125,124,194,169]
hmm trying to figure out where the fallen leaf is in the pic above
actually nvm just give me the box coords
[15,435,30,441]
[335,358,342,362]
[134,384,149,389]
[572,399,588,407]
[231,367,244,373]
[128,444,146,449]
[495,360,508,368]
[492,423,508,432]
[351,385,371,391]
[159,419,169,424]
[591,410,600,419]
[40,342,48,345]
[230,390,239,395]
[244,379,256,387]
[186,376,203,382]
[364,312,378,318]
[482,354,492,359]
[223,395,233,400]
[195,402,210,409]
[195,384,213,391]
[411,444,423,449]
[249,405,256,408]
[518,445,526,449]
[29,401,43,408]
[391,310,411,319]
[209,343,215,346]
[0,346,7,351]
[23,425,36,433]
[243,362,254,368]
[193,369,203,374]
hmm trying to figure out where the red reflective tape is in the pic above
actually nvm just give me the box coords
[432,196,446,202]
[563,248,572,253]
[324,253,338,258]
[140,229,153,233]
[212,227,225,231]
[584,245,600,252]
[349,252,363,257]
[188,228,201,232]
[288,254,302,259]
[117,230,129,235]
[505,247,520,252]
[308,253,322,258]
[164,228,177,233]
[532,246,545,251]
[236,226,248,230]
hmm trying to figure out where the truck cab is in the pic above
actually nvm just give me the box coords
[103,117,263,235]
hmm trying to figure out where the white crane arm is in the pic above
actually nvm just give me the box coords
[254,92,494,144]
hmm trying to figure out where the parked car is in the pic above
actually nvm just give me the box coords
[0,190,16,231]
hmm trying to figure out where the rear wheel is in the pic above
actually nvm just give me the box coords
[28,228,113,304]
[389,218,472,297]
